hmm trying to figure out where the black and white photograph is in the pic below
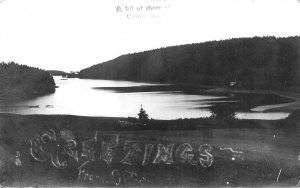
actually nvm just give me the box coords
[0,0,300,187]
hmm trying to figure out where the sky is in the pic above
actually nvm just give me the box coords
[0,0,300,72]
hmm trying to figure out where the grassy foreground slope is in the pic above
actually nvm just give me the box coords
[0,62,56,100]
[80,36,300,91]
[0,112,300,186]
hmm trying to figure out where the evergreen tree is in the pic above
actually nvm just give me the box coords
[138,105,149,125]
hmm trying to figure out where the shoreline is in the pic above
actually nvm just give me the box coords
[85,76,300,112]
[65,77,300,113]
[204,87,300,112]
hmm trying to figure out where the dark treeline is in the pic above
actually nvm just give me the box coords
[0,62,56,100]
[79,36,300,90]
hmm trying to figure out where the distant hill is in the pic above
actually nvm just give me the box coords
[47,70,68,76]
[79,36,300,90]
[0,62,56,100]
[47,70,79,78]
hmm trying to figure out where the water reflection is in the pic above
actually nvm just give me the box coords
[0,76,291,120]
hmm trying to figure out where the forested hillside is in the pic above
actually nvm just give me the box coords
[79,36,300,90]
[0,62,56,100]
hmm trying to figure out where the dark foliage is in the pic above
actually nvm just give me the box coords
[210,103,238,120]
[79,36,300,90]
[0,62,56,100]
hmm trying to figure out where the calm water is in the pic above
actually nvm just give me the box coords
[0,76,291,120]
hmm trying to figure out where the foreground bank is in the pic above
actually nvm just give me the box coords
[0,112,300,187]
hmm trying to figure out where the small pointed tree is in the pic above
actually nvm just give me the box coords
[138,105,149,125]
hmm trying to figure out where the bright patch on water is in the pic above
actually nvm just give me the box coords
[236,112,290,120]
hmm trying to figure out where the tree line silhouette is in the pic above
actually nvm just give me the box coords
[0,62,56,100]
[79,36,300,91]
